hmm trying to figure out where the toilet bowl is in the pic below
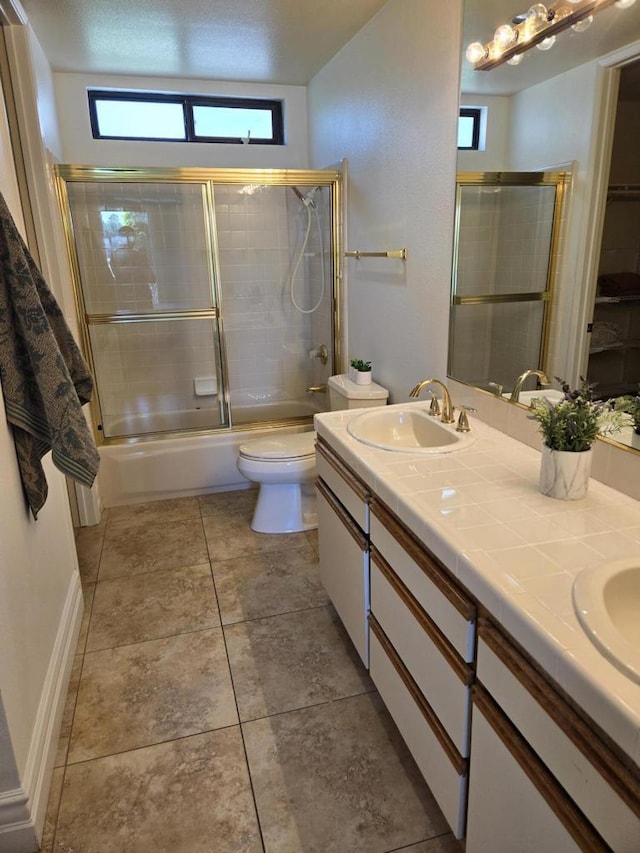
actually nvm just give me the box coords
[237,375,389,533]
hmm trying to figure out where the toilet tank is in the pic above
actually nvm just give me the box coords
[328,374,389,410]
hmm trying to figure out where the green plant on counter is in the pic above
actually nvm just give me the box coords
[529,378,631,452]
[350,359,371,372]
[613,393,640,434]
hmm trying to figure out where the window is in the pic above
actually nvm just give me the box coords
[88,91,284,145]
[457,108,482,150]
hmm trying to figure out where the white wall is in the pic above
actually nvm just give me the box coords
[307,0,463,402]
[53,72,309,168]
[0,17,83,852]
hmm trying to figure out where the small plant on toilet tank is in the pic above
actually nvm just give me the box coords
[351,359,372,385]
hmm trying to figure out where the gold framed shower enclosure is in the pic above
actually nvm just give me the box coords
[448,170,569,394]
[55,166,343,444]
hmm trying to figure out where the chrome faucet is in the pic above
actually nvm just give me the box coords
[509,369,550,403]
[409,378,455,423]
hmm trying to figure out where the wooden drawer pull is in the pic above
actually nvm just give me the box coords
[316,438,371,502]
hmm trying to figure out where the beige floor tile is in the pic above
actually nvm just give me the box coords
[106,496,201,530]
[55,729,263,853]
[203,512,309,562]
[243,693,448,853]
[199,487,258,517]
[86,564,219,651]
[225,606,373,721]
[39,765,64,853]
[393,836,461,852]
[76,582,95,654]
[55,655,83,768]
[305,528,319,556]
[213,547,328,624]
[99,517,208,580]
[74,527,104,584]
[68,628,237,762]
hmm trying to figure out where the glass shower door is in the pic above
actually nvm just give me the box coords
[65,180,227,439]
[449,172,568,395]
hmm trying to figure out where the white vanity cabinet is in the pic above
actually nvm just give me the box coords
[466,618,640,853]
[368,499,476,839]
[315,438,371,665]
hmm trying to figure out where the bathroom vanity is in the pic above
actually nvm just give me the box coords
[314,403,640,851]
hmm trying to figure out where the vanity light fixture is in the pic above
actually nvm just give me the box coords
[466,0,637,71]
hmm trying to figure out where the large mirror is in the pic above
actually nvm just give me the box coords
[452,0,640,453]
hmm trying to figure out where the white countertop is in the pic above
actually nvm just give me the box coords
[314,401,640,764]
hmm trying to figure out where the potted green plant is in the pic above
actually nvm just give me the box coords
[529,378,630,500]
[350,358,372,385]
[613,393,640,435]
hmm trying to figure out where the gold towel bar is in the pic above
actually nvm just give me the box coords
[344,249,407,260]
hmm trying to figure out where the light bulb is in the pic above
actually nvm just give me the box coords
[523,4,549,39]
[571,14,593,31]
[615,0,637,8]
[536,35,557,50]
[507,53,524,66]
[494,24,516,48]
[566,0,583,4]
[466,41,488,64]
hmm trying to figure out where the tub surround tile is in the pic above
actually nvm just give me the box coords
[86,563,219,651]
[99,517,208,579]
[68,628,237,762]
[225,606,373,721]
[213,546,329,625]
[243,693,449,853]
[106,496,201,529]
[55,729,262,853]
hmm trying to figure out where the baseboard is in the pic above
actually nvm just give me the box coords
[0,571,83,852]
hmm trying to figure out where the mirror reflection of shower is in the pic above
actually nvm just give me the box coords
[289,186,326,314]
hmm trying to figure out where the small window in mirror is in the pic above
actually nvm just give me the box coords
[458,108,482,150]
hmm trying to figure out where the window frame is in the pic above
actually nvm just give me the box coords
[457,107,482,151]
[88,90,284,145]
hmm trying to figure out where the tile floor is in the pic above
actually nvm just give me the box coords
[41,489,460,853]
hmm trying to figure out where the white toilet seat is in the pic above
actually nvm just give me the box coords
[238,431,316,461]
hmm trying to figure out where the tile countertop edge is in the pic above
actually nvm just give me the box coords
[314,404,640,763]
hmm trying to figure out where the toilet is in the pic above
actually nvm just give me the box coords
[237,374,389,533]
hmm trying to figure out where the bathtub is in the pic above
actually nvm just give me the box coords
[98,395,324,507]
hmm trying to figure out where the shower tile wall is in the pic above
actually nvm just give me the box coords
[214,185,331,408]
[453,185,555,391]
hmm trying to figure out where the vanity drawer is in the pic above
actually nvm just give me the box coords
[316,438,370,532]
[370,501,475,662]
[370,550,472,755]
[317,478,369,665]
[369,617,468,839]
[477,622,640,852]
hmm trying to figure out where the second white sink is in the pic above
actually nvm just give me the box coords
[573,558,640,684]
[347,407,475,453]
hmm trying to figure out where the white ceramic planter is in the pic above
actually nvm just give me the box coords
[539,445,593,500]
[355,370,372,385]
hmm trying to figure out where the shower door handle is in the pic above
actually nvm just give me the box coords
[306,385,327,393]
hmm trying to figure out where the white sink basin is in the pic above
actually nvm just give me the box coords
[572,558,640,684]
[347,407,475,453]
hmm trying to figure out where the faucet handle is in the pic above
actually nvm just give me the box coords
[488,382,504,397]
[456,405,476,433]
[428,393,441,417]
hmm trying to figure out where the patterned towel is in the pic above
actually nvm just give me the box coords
[0,191,99,518]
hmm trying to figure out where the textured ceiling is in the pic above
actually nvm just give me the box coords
[16,0,640,94]
[18,0,389,84]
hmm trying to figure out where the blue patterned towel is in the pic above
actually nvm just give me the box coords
[0,192,99,518]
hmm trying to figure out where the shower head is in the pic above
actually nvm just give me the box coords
[291,186,320,208]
